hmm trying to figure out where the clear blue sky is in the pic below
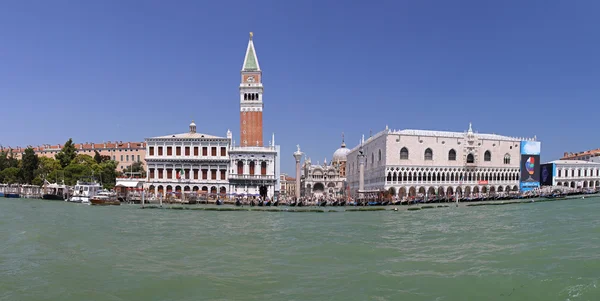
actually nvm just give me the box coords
[1,0,599,174]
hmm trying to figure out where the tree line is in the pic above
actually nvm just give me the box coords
[0,138,145,189]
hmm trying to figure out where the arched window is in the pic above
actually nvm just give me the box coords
[467,153,475,163]
[378,149,382,162]
[371,153,374,164]
[249,161,255,175]
[237,161,244,174]
[261,162,267,175]
[448,149,456,161]
[424,148,433,161]
[400,147,409,160]
[484,150,491,162]
[503,154,511,164]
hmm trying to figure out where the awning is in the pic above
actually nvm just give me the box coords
[115,181,142,188]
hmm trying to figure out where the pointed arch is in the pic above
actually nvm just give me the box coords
[467,153,475,163]
[448,149,456,161]
[504,154,511,164]
[484,150,491,162]
[424,148,433,161]
[400,147,409,160]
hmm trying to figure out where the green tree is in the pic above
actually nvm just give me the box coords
[71,154,96,166]
[93,151,102,164]
[37,157,62,181]
[20,147,39,184]
[63,163,93,186]
[122,162,146,177]
[32,176,44,186]
[0,150,7,171]
[55,138,77,168]
[98,160,119,189]
[6,150,19,169]
[1,167,21,184]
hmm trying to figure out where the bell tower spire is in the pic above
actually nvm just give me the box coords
[239,32,264,147]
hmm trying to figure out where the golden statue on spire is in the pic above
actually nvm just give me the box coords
[249,32,253,39]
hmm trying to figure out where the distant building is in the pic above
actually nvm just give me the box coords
[561,149,600,163]
[145,122,232,196]
[2,141,146,171]
[279,174,296,197]
[540,160,600,189]
[346,124,539,198]
[299,136,348,197]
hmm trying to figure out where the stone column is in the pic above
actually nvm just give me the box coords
[293,146,303,199]
[358,146,366,195]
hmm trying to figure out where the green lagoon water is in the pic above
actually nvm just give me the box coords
[1,197,599,301]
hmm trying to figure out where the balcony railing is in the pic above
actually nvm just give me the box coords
[146,155,229,161]
[230,146,277,152]
[229,174,275,180]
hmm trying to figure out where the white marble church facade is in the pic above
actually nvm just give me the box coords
[346,124,537,198]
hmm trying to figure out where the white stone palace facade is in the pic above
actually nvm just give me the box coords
[144,32,280,198]
[145,123,232,196]
[346,124,537,198]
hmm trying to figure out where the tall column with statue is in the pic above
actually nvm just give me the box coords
[358,141,365,199]
[293,145,303,199]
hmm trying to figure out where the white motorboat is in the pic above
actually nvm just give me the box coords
[68,180,102,204]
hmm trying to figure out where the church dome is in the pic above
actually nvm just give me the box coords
[332,137,350,162]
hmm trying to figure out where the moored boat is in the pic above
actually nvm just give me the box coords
[68,180,102,204]
[90,190,120,206]
[42,182,68,201]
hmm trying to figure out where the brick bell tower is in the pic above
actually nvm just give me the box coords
[239,32,263,147]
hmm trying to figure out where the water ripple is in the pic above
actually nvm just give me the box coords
[1,198,600,300]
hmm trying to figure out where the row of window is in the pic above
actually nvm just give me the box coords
[243,93,260,101]
[236,161,268,175]
[149,146,227,157]
[386,171,520,182]
[398,148,508,163]
[352,149,512,175]
[117,155,141,162]
[557,169,600,177]
[149,168,227,180]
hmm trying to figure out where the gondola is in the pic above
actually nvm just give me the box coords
[250,200,256,207]
[272,200,279,206]
[235,199,242,206]
[339,200,346,206]
[297,200,303,207]
[265,200,271,206]
[215,199,223,205]
[319,200,327,207]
